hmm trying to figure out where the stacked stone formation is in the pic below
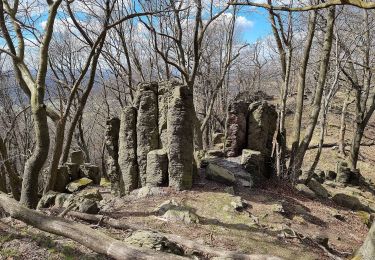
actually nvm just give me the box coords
[119,106,138,194]
[167,86,194,190]
[225,101,249,157]
[105,117,121,194]
[118,82,194,193]
[224,100,277,183]
[136,84,159,187]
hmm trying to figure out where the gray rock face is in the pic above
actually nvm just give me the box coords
[336,161,351,184]
[158,81,175,150]
[225,101,249,157]
[78,199,99,214]
[306,179,330,198]
[37,191,58,209]
[247,101,277,157]
[167,86,194,190]
[240,149,265,185]
[54,165,70,192]
[146,149,168,187]
[206,162,236,185]
[69,150,85,165]
[125,230,183,255]
[105,117,121,195]
[66,177,93,193]
[119,106,139,194]
[80,164,100,184]
[332,193,368,211]
[65,162,80,181]
[137,88,159,187]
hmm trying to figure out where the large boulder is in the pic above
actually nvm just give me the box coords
[332,193,368,211]
[54,165,70,192]
[155,200,199,224]
[306,179,330,198]
[247,101,277,157]
[167,86,194,190]
[66,177,93,193]
[146,149,168,187]
[119,106,139,194]
[225,101,249,157]
[37,191,59,209]
[136,85,159,187]
[125,230,183,255]
[69,150,85,165]
[79,164,100,184]
[105,117,121,195]
[206,162,236,185]
[240,149,265,185]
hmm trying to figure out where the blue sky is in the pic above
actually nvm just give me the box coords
[237,8,272,42]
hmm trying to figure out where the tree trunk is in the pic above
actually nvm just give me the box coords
[292,7,335,174]
[20,101,50,209]
[349,122,365,169]
[0,136,21,200]
[44,118,66,194]
[0,193,186,260]
[289,10,316,172]
[339,94,351,155]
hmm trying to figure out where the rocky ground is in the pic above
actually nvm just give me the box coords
[0,167,372,260]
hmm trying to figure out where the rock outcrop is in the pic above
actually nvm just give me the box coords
[225,101,249,157]
[136,86,159,187]
[119,106,139,194]
[105,117,121,195]
[146,149,168,187]
[167,86,194,190]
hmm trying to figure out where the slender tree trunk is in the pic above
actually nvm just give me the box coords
[20,98,50,209]
[43,118,66,194]
[0,136,21,200]
[309,106,327,173]
[349,122,365,169]
[339,93,351,155]
[289,11,316,172]
[292,7,335,175]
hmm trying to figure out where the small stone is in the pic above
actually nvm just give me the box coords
[77,188,103,201]
[231,196,247,211]
[307,179,330,198]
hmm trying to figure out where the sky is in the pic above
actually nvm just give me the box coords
[236,8,272,43]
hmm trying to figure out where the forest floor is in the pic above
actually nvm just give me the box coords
[0,175,371,260]
[1,93,375,260]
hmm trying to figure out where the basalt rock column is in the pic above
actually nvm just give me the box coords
[105,117,121,195]
[136,84,159,187]
[247,101,277,157]
[119,107,139,194]
[167,86,194,190]
[146,149,168,187]
[225,101,249,157]
[158,81,174,149]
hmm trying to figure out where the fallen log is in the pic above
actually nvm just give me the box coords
[68,211,282,260]
[0,193,186,260]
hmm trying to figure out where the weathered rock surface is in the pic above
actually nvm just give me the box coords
[105,117,121,195]
[125,230,183,255]
[158,81,175,150]
[37,191,58,209]
[119,106,139,194]
[295,184,316,199]
[54,165,70,192]
[225,101,249,157]
[78,199,99,214]
[336,161,351,184]
[146,149,168,187]
[65,162,80,181]
[240,149,265,185]
[332,193,367,211]
[69,150,85,165]
[206,162,236,185]
[77,188,103,201]
[66,177,93,193]
[306,179,330,198]
[79,164,100,184]
[247,101,277,157]
[212,132,225,145]
[155,200,199,224]
[137,87,159,187]
[167,86,194,190]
